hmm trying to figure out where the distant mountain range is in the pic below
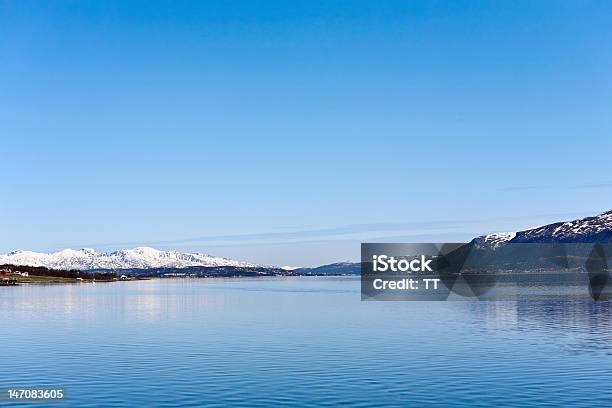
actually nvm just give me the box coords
[294,262,361,275]
[2,210,611,274]
[0,247,257,271]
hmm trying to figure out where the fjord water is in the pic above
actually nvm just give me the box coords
[1,277,610,407]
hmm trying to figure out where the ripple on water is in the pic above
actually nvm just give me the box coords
[1,277,611,407]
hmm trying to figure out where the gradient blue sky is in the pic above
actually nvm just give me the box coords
[1,1,611,266]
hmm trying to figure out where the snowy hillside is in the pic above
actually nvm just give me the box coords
[474,210,612,248]
[0,247,257,270]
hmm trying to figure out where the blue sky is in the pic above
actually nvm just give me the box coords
[1,1,611,266]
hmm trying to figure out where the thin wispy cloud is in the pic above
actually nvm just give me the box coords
[569,183,612,190]
[502,182,612,192]
[74,210,602,250]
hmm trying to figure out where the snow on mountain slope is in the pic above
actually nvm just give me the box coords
[511,210,612,243]
[0,247,257,270]
[473,210,612,248]
[472,232,517,248]
[5,211,611,270]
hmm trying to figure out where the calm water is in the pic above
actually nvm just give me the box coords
[1,277,611,407]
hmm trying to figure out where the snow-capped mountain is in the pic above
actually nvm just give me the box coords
[0,247,257,270]
[474,210,612,248]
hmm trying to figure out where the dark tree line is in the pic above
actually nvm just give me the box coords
[0,264,117,280]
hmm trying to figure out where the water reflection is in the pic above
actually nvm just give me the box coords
[1,277,611,407]
[466,298,612,355]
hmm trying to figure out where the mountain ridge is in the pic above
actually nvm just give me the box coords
[0,246,257,271]
[473,209,612,248]
[3,210,611,272]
